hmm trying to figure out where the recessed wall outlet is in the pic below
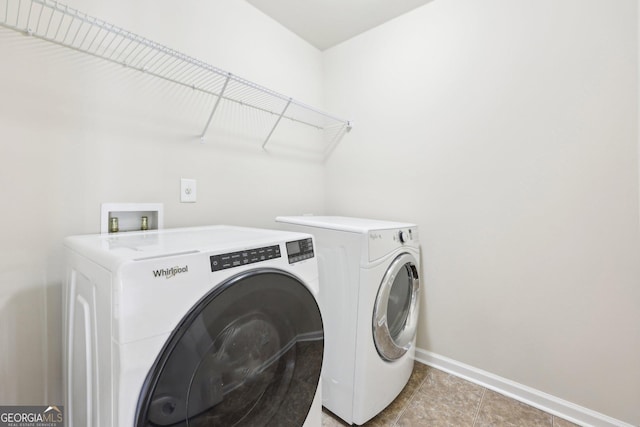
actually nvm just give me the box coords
[181,178,197,203]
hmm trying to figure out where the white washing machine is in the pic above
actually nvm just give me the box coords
[276,216,420,425]
[63,225,323,427]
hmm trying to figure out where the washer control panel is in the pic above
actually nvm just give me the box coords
[286,238,315,264]
[210,244,281,272]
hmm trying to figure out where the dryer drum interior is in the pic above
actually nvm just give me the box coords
[135,269,324,427]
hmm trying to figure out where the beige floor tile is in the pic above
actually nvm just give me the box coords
[364,361,432,426]
[321,361,430,426]
[475,390,552,427]
[322,409,350,426]
[395,366,485,427]
[552,416,582,427]
[322,362,578,427]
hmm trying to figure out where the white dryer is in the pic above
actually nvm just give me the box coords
[276,216,420,425]
[63,225,323,427]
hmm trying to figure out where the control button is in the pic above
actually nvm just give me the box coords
[399,230,408,243]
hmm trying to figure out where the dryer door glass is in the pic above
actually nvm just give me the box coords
[135,269,323,427]
[373,253,420,361]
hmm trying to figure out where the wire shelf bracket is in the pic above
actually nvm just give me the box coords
[200,72,231,141]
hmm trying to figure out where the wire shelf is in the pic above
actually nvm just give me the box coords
[0,0,351,157]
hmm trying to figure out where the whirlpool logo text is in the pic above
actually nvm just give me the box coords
[152,265,189,279]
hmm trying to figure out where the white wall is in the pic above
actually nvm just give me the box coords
[323,0,640,425]
[0,0,324,405]
[3,0,640,424]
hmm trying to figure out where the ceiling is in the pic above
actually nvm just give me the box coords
[245,0,434,51]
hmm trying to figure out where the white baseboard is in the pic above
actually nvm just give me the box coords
[415,348,635,427]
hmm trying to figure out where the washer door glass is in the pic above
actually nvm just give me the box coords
[372,253,420,361]
[135,269,323,427]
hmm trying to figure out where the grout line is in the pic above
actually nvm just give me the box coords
[472,387,487,427]
[390,368,431,426]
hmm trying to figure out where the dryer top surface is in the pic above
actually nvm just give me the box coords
[276,216,416,234]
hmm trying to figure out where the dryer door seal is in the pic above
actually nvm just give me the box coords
[372,253,420,361]
[135,268,323,427]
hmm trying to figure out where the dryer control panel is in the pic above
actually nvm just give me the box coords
[286,238,315,264]
[368,227,419,262]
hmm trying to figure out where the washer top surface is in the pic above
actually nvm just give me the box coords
[64,225,308,270]
[276,216,416,233]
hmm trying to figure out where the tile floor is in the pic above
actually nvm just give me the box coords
[321,362,581,427]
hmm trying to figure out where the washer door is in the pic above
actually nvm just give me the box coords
[135,269,323,427]
[372,253,420,361]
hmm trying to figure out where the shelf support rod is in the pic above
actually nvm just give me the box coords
[263,98,292,148]
[200,72,231,141]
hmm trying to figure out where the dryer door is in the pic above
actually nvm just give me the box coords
[372,253,420,361]
[135,269,323,427]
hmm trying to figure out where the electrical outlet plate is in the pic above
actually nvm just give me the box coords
[181,178,197,203]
